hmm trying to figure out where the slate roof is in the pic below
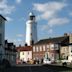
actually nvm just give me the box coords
[34,36,69,45]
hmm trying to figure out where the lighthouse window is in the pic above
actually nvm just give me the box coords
[30,16,33,20]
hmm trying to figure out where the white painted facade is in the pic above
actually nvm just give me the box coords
[20,51,32,62]
[26,12,37,46]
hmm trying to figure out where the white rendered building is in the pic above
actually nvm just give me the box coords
[20,51,32,62]
[16,46,32,63]
[25,12,37,46]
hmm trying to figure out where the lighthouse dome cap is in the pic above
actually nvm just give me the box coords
[29,12,35,16]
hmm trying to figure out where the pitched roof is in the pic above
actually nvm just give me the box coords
[34,36,69,45]
[16,46,32,51]
[0,15,6,20]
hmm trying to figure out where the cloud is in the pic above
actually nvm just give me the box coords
[48,17,70,27]
[13,39,24,46]
[33,2,69,28]
[8,38,24,46]
[17,39,22,42]
[40,24,53,34]
[6,17,13,21]
[33,2,67,20]
[16,34,24,37]
[0,0,15,15]
[16,0,21,4]
[33,2,66,12]
[36,11,55,21]
[69,12,72,16]
[48,29,53,34]
[41,25,49,31]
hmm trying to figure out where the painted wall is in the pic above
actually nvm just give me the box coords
[20,51,32,62]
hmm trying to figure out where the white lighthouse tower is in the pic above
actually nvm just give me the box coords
[25,12,37,46]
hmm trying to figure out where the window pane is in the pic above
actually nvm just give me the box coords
[50,44,54,48]
[43,45,45,51]
[55,44,59,50]
[47,45,49,48]
[33,46,35,52]
[36,46,39,52]
[40,46,42,51]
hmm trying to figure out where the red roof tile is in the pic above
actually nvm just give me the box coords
[16,46,32,51]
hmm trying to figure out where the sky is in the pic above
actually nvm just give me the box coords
[0,0,72,46]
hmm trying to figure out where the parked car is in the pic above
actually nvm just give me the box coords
[43,58,51,64]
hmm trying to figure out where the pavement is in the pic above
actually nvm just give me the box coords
[0,64,72,72]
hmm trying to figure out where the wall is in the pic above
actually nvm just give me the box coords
[33,43,59,61]
[20,51,32,62]
[60,46,69,59]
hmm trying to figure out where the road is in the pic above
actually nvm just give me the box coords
[0,64,72,72]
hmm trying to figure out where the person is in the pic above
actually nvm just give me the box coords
[41,58,43,64]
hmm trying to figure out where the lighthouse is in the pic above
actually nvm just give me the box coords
[25,12,37,46]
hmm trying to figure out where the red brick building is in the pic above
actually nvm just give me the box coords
[33,35,69,61]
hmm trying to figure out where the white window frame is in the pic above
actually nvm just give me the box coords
[40,46,42,51]
[43,45,45,51]
[54,44,59,50]
[50,44,54,48]
[33,46,35,52]
[50,44,54,50]
[47,45,49,48]
[36,46,39,52]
